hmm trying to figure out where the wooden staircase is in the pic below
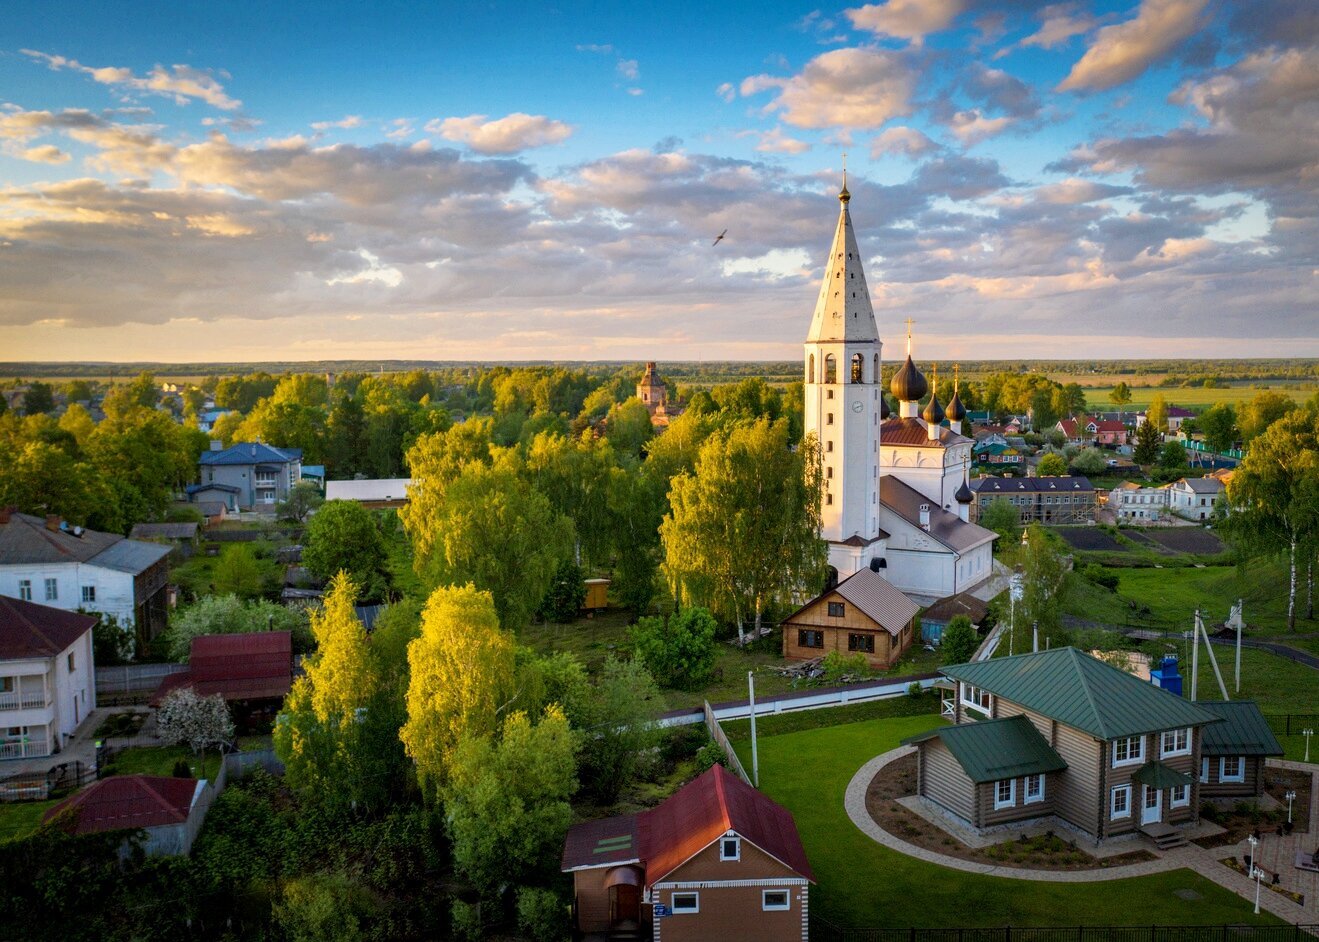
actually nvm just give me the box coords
[1141,822,1188,850]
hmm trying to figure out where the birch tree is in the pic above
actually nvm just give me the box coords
[660,419,826,637]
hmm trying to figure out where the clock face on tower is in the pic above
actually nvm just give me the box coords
[851,400,864,413]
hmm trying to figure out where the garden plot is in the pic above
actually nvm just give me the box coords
[1050,528,1125,553]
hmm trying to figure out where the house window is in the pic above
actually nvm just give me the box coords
[1220,756,1244,783]
[826,494,833,506]
[798,629,823,649]
[1160,728,1190,757]
[671,892,699,914]
[44,578,58,601]
[67,652,75,673]
[826,413,834,425]
[827,602,845,618]
[1112,735,1144,767]
[826,441,833,453]
[81,586,96,604]
[1200,758,1210,783]
[1024,774,1044,803]
[847,633,875,654]
[1171,785,1190,808]
[720,836,740,861]
[1111,785,1132,819]
[18,580,32,602]
[762,890,790,912]
[994,779,1015,809]
[960,683,992,716]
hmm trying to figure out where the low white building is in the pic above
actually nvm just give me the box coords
[324,478,415,508]
[0,596,96,760]
[0,509,172,651]
[1108,481,1170,521]
[1167,477,1224,521]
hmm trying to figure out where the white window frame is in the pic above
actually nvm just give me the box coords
[18,580,32,602]
[1170,784,1190,808]
[719,835,740,862]
[1110,785,1132,819]
[44,578,58,602]
[960,683,992,717]
[762,890,791,912]
[1160,728,1190,758]
[1220,756,1245,783]
[994,778,1016,810]
[1112,735,1145,768]
[1024,773,1045,804]
[81,586,96,604]
[671,891,699,914]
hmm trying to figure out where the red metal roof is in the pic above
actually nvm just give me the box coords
[151,631,292,704]
[44,774,199,835]
[564,764,814,883]
[0,596,96,660]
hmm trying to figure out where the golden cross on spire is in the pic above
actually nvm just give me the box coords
[953,362,960,391]
[839,152,851,202]
[905,317,914,356]
[931,363,938,392]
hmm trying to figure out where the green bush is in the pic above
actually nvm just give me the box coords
[695,741,727,773]
[629,607,718,690]
[451,900,483,942]
[940,615,978,665]
[661,725,707,766]
[274,871,375,942]
[537,559,587,623]
[516,886,567,942]
[171,759,192,778]
[1082,564,1120,591]
[906,682,923,698]
[821,650,868,682]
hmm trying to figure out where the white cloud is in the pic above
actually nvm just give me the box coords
[755,127,812,154]
[1057,0,1208,93]
[22,49,242,110]
[311,115,363,131]
[427,113,574,154]
[18,144,71,164]
[869,126,938,157]
[716,82,736,103]
[947,109,1014,144]
[617,59,639,80]
[740,48,916,130]
[845,0,967,42]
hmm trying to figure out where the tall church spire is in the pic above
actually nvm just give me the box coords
[806,170,877,343]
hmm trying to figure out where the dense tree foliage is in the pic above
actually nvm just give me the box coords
[165,594,311,661]
[303,500,391,600]
[629,607,719,690]
[940,615,978,665]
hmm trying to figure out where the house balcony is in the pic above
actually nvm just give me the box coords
[0,726,51,760]
[0,676,50,712]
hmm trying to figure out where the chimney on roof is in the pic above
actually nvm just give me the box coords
[251,444,257,457]
[210,440,223,451]
[45,513,61,532]
[918,504,930,531]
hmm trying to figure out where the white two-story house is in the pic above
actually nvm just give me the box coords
[0,509,172,653]
[0,596,96,760]
[1167,477,1224,522]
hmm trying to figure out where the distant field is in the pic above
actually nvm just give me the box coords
[1083,384,1312,412]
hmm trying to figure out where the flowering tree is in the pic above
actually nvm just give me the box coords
[156,687,234,778]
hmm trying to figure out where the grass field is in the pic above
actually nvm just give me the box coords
[1111,564,1304,637]
[728,715,1278,928]
[1083,384,1311,412]
[0,799,60,841]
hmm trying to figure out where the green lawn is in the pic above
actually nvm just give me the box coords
[0,799,60,841]
[730,715,1279,928]
[103,745,220,779]
[1084,385,1310,412]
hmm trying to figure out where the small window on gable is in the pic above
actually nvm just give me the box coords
[827,602,845,617]
[720,836,740,861]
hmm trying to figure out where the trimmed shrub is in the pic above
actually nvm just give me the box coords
[516,886,567,942]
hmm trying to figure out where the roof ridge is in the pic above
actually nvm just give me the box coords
[713,764,732,833]
[135,775,188,820]
[1068,646,1109,740]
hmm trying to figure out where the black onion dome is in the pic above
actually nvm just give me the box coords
[955,479,973,504]
[946,389,966,422]
[890,355,928,402]
[880,394,891,419]
[923,392,945,426]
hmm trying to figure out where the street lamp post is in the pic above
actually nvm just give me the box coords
[1247,834,1261,915]
[1285,790,1296,825]
[1304,728,1314,763]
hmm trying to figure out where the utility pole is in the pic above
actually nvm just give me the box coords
[1233,598,1243,694]
[1032,621,1039,654]
[748,671,759,788]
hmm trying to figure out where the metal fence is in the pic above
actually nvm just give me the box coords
[1265,714,1319,737]
[95,662,187,697]
[809,919,1319,942]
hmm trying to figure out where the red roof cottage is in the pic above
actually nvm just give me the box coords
[43,773,208,855]
[152,631,293,705]
[562,764,814,941]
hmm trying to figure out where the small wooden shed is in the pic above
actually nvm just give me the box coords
[584,578,610,611]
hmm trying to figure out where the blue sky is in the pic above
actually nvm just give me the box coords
[1,0,1315,361]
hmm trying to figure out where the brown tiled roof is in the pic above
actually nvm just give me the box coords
[880,417,970,448]
[0,596,96,660]
[44,775,200,835]
[831,567,919,635]
[563,765,814,884]
[921,592,989,626]
[151,631,292,704]
[880,476,997,553]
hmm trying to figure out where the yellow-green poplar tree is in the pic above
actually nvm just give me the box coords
[401,583,517,797]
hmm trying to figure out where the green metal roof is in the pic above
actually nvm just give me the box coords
[940,647,1223,740]
[902,716,1068,784]
[1131,761,1193,789]
[1197,701,1284,757]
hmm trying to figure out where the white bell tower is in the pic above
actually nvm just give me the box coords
[804,170,884,581]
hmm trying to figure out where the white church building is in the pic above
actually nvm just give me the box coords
[803,177,996,605]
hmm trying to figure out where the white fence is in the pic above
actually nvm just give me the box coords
[95,663,187,697]
[658,672,942,728]
[223,748,284,778]
[703,701,752,785]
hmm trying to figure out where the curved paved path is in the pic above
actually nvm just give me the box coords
[845,747,1315,922]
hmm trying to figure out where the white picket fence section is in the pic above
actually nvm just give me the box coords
[658,672,941,728]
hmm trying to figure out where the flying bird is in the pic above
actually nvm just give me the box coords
[712,229,727,246]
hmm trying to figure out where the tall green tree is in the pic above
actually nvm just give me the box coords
[575,655,661,804]
[1037,452,1067,477]
[403,458,572,630]
[1225,410,1319,630]
[1016,525,1069,654]
[661,419,826,636]
[1108,382,1132,419]
[1146,394,1169,433]
[401,584,517,796]
[212,543,266,598]
[22,382,54,416]
[524,431,616,569]
[1238,390,1295,443]
[1200,403,1238,454]
[979,499,1020,545]
[1157,440,1188,470]
[303,501,389,600]
[1132,421,1162,465]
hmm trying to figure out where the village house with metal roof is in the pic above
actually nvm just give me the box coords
[0,596,97,761]
[901,647,1275,848]
[196,441,303,510]
[781,565,919,670]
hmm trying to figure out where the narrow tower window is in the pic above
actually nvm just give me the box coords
[808,354,815,383]
[851,353,864,384]
[824,354,837,384]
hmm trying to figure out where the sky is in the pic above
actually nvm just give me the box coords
[1,0,1316,363]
